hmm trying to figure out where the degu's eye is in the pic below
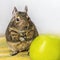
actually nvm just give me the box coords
[16,18,19,21]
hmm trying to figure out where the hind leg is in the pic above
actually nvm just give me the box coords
[7,42,20,56]
[9,46,19,56]
[9,47,19,56]
[10,50,19,56]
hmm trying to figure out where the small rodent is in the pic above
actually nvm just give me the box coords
[5,6,39,56]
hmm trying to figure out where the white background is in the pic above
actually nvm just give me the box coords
[0,0,60,35]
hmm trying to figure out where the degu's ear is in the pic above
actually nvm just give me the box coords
[25,6,28,14]
[25,6,29,19]
[12,7,18,15]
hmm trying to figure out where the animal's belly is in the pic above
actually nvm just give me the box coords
[7,40,32,52]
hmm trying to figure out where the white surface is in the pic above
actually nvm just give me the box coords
[0,0,60,35]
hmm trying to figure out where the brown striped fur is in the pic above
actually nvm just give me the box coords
[5,6,39,56]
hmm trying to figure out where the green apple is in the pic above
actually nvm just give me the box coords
[29,34,60,60]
